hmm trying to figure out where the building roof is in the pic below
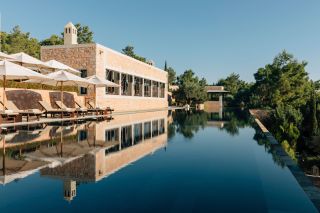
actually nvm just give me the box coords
[64,22,76,28]
[207,90,229,93]
[205,85,229,93]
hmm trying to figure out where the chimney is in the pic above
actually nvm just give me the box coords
[64,22,78,45]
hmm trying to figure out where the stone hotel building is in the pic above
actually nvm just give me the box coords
[41,22,168,112]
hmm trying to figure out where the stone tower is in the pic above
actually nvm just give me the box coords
[63,179,77,202]
[64,22,78,45]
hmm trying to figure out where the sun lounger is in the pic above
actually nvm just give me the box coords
[4,100,43,122]
[75,100,99,115]
[0,110,21,123]
[39,101,75,118]
[87,101,114,115]
[55,101,86,117]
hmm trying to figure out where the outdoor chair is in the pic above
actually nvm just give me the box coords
[0,110,21,124]
[55,101,87,117]
[75,100,100,115]
[3,100,43,122]
[39,101,75,118]
[87,101,114,115]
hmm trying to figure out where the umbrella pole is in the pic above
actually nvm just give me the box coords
[60,82,64,119]
[60,130,63,157]
[94,85,96,108]
[60,82,63,104]
[2,76,6,111]
[2,136,5,175]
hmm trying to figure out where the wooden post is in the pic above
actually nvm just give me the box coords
[60,81,64,104]
[2,76,6,111]
[60,82,64,118]
[94,85,96,108]
[60,130,63,157]
[2,137,6,175]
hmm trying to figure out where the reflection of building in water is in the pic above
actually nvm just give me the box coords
[0,121,113,185]
[64,180,77,202]
[204,86,228,114]
[40,111,168,201]
[304,164,320,188]
[313,165,319,176]
[206,109,227,128]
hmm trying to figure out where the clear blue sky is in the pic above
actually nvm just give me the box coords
[1,0,320,83]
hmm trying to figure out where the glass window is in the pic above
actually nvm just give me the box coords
[159,83,165,98]
[105,128,119,142]
[144,79,151,97]
[105,145,120,155]
[134,123,143,144]
[152,120,159,137]
[106,69,120,95]
[144,122,151,139]
[152,81,159,97]
[121,125,132,149]
[159,119,165,134]
[80,70,87,95]
[134,77,143,96]
[78,130,88,141]
[121,73,133,96]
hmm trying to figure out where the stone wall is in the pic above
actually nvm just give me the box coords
[41,44,97,76]
[204,101,223,113]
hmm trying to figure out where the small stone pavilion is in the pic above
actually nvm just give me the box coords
[204,86,228,112]
[41,22,168,112]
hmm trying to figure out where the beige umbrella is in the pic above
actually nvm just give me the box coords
[86,75,120,107]
[0,52,15,60]
[26,70,91,105]
[10,52,53,71]
[0,60,49,110]
[43,60,80,74]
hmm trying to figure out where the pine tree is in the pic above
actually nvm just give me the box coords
[311,89,319,136]
[164,60,168,71]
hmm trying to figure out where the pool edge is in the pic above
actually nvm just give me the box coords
[250,110,320,211]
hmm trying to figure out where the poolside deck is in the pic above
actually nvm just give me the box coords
[0,107,169,129]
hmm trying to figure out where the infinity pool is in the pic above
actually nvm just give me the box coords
[0,109,317,212]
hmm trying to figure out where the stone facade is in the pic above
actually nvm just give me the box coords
[41,43,168,112]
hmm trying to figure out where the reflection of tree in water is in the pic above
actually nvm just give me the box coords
[167,123,176,140]
[170,110,208,139]
[252,129,285,168]
[169,108,252,139]
[219,109,252,136]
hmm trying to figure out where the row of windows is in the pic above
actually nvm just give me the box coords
[79,69,165,98]
[106,69,165,98]
[76,118,165,155]
[104,119,165,154]
[65,27,77,34]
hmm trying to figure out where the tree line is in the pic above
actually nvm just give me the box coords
[0,24,94,59]
[214,50,320,147]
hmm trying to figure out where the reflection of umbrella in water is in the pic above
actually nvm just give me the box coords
[0,134,48,184]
